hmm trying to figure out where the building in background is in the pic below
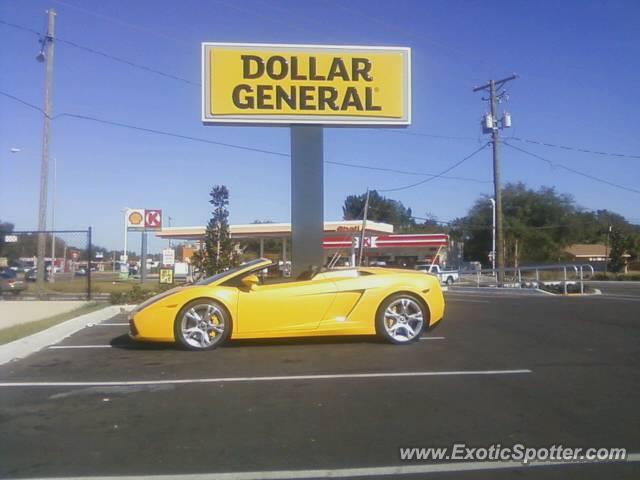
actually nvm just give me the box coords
[564,243,631,273]
[156,221,450,269]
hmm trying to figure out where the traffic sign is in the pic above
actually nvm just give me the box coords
[162,248,175,266]
[3,235,18,243]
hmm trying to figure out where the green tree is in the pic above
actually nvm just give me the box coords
[342,190,414,230]
[461,183,577,265]
[191,185,238,276]
[608,227,629,273]
[459,183,640,266]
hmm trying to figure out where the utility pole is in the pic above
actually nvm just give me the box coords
[358,189,371,266]
[604,224,611,275]
[489,198,496,276]
[49,156,57,283]
[473,74,517,285]
[36,8,56,289]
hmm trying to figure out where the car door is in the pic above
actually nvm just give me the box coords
[237,277,337,334]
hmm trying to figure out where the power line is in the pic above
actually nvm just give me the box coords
[3,91,638,199]
[508,136,640,160]
[381,129,479,142]
[51,0,193,46]
[56,37,199,86]
[0,18,198,86]
[56,113,289,157]
[211,0,315,37]
[0,91,47,116]
[410,215,604,232]
[0,19,41,36]
[378,143,491,193]
[334,3,496,74]
[0,90,491,184]
[325,160,491,184]
[503,141,640,195]
[6,16,636,163]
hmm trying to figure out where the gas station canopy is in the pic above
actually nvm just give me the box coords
[155,220,394,241]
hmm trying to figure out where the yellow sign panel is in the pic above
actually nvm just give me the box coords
[202,43,411,125]
[159,267,174,285]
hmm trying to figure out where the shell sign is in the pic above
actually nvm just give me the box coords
[202,43,411,126]
[126,209,145,230]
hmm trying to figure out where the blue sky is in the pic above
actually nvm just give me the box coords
[1,0,639,253]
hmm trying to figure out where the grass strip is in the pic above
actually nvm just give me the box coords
[0,302,107,345]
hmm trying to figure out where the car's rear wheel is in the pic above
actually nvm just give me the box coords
[174,299,230,351]
[446,276,454,285]
[376,294,425,344]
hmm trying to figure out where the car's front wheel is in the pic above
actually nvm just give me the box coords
[376,294,426,344]
[174,299,231,351]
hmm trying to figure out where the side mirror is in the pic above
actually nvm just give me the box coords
[241,274,260,289]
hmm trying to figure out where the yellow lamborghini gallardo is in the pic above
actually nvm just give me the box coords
[129,258,445,350]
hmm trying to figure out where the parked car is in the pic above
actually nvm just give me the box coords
[414,264,459,286]
[129,258,446,351]
[25,268,50,282]
[0,269,26,295]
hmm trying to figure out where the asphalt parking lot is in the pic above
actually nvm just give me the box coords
[0,290,639,479]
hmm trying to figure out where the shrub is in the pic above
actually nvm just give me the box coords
[109,284,175,304]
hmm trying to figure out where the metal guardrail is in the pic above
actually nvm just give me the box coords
[458,264,596,295]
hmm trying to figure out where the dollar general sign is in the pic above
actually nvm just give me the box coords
[202,43,411,125]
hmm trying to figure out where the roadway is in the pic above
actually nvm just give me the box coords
[0,291,638,479]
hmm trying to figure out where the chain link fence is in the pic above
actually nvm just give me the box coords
[0,229,93,299]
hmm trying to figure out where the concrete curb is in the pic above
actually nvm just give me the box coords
[448,287,549,296]
[0,305,135,366]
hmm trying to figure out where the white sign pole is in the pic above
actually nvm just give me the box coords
[123,208,128,264]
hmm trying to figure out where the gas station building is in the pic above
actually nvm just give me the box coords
[156,220,450,268]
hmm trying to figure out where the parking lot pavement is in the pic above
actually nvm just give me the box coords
[586,281,640,300]
[0,294,639,479]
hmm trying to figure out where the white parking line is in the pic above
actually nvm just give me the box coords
[49,338,444,348]
[444,298,491,304]
[0,369,532,387]
[19,454,640,479]
[599,294,640,302]
[49,345,114,349]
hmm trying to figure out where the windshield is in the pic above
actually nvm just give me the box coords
[195,259,269,285]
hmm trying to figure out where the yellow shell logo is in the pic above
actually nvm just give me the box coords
[128,211,143,225]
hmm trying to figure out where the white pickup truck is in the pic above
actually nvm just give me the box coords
[414,264,459,285]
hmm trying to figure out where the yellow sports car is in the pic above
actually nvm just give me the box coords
[129,258,445,350]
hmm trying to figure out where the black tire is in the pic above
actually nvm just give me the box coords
[446,276,454,286]
[174,299,231,351]
[375,293,426,345]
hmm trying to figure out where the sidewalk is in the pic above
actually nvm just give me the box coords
[0,304,135,365]
[0,301,89,329]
